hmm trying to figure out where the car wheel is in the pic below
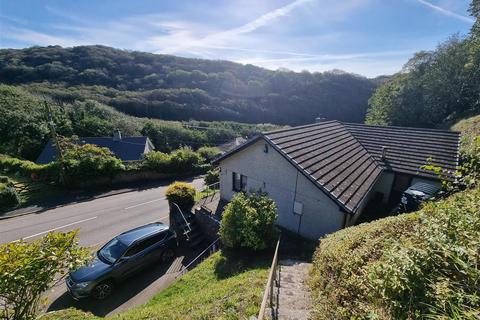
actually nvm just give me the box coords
[161,248,175,262]
[92,281,113,300]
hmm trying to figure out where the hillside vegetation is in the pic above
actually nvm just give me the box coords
[41,250,270,320]
[0,45,376,125]
[0,84,279,160]
[309,186,480,319]
[366,0,480,128]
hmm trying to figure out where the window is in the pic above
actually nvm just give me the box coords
[241,175,247,191]
[125,232,167,257]
[232,172,241,191]
[232,172,247,192]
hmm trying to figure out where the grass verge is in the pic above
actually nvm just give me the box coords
[41,249,271,320]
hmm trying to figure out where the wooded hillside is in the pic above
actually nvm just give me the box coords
[0,45,376,125]
[366,0,480,129]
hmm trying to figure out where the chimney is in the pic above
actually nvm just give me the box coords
[381,146,388,161]
[113,129,122,141]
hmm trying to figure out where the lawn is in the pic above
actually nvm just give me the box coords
[41,249,271,320]
[0,174,66,213]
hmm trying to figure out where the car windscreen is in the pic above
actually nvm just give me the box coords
[98,238,128,264]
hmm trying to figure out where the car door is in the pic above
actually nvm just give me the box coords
[117,239,152,280]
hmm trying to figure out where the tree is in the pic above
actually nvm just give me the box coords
[61,139,124,181]
[0,231,88,320]
[219,192,278,251]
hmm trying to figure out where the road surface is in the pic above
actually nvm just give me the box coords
[0,177,204,245]
[0,176,206,316]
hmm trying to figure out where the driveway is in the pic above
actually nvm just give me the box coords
[0,176,206,316]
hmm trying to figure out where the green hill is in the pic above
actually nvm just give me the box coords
[0,45,376,126]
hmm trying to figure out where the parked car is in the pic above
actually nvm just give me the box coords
[66,222,177,300]
[394,182,441,213]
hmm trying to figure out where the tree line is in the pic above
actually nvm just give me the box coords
[0,84,278,161]
[366,0,480,128]
[0,45,377,125]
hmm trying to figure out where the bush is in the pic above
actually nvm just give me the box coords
[62,142,124,181]
[204,168,220,186]
[169,147,203,173]
[197,146,221,162]
[220,192,278,251]
[165,181,196,209]
[0,155,58,182]
[309,186,480,320]
[0,186,20,211]
[142,151,171,171]
[142,147,204,173]
[0,231,88,320]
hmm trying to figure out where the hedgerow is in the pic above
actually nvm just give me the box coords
[309,186,480,320]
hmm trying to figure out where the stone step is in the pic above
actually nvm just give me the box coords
[278,291,311,309]
[277,308,310,320]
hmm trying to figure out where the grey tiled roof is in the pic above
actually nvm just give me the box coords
[213,121,460,214]
[264,121,382,213]
[344,123,460,180]
[36,136,153,164]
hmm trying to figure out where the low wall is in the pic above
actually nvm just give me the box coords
[71,168,204,189]
[194,206,220,241]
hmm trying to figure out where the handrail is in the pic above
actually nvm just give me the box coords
[257,236,281,320]
[198,182,220,205]
[176,238,220,277]
[171,202,192,232]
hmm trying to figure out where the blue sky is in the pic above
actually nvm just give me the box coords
[0,0,474,77]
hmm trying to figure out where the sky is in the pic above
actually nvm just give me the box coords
[0,0,475,77]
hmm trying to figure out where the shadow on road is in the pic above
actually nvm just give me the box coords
[2,175,203,219]
[46,245,205,317]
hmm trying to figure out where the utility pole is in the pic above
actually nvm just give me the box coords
[44,100,67,186]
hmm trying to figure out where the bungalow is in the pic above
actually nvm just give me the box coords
[36,130,155,164]
[213,120,460,240]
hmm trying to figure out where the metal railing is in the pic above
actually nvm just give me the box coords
[171,202,192,233]
[176,238,220,278]
[257,236,281,320]
[197,182,220,205]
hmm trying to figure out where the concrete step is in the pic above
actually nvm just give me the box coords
[276,308,310,320]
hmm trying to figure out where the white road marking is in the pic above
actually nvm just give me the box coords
[124,197,166,210]
[15,216,98,241]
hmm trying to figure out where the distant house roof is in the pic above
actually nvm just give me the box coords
[213,120,460,214]
[36,136,154,164]
[217,137,247,153]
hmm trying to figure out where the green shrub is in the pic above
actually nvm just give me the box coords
[204,168,220,186]
[0,231,88,320]
[0,156,58,182]
[169,147,203,173]
[142,147,204,173]
[165,182,196,209]
[62,143,124,181]
[309,186,480,320]
[142,151,171,171]
[197,146,221,162]
[220,192,278,251]
[0,186,20,211]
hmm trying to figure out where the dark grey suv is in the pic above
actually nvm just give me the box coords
[66,222,177,300]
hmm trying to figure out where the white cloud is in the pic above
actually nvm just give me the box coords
[414,0,474,23]
[157,0,316,54]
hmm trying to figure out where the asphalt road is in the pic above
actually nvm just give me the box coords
[0,176,206,316]
[0,176,204,245]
